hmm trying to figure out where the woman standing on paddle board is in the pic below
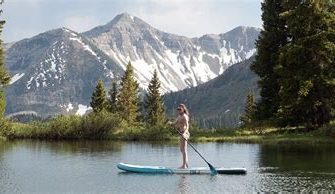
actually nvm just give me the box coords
[170,104,190,169]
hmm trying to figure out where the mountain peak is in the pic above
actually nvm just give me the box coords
[115,12,135,22]
[106,12,141,28]
[83,12,153,38]
[227,26,261,35]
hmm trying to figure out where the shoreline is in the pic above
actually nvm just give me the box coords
[1,121,334,144]
[2,132,334,145]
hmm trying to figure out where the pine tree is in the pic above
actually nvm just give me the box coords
[240,91,256,126]
[118,62,140,125]
[107,81,118,113]
[90,80,107,113]
[0,3,10,117]
[251,0,288,121]
[144,70,166,126]
[277,0,335,128]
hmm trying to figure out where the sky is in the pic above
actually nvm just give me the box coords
[1,0,262,43]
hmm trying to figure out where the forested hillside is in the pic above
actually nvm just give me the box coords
[164,57,259,128]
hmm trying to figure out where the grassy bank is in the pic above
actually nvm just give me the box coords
[1,113,335,144]
[1,111,175,141]
[191,125,335,144]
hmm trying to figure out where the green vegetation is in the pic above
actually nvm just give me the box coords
[0,2,10,117]
[144,69,166,127]
[3,111,126,140]
[1,112,174,141]
[1,1,335,144]
[252,0,335,128]
[117,62,141,125]
[240,90,256,127]
[0,62,172,141]
[0,4,10,89]
[0,2,11,140]
[107,81,118,113]
[90,80,107,113]
[192,124,335,144]
[2,116,335,144]
[251,0,286,121]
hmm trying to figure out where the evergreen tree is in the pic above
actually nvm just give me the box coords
[118,62,140,125]
[240,91,256,126]
[0,3,10,116]
[251,0,288,121]
[144,70,166,126]
[90,80,107,113]
[107,81,118,113]
[277,0,335,128]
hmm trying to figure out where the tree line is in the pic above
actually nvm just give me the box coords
[242,0,335,129]
[0,1,11,130]
[90,62,167,128]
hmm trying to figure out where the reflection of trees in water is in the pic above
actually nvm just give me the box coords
[0,141,20,193]
[258,144,335,172]
[1,140,124,156]
[21,140,124,155]
[256,144,335,192]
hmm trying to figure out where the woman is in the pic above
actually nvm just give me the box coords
[171,104,190,169]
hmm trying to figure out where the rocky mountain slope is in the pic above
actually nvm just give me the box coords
[5,28,122,116]
[4,13,260,117]
[84,13,259,92]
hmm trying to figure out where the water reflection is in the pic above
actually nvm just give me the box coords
[258,144,335,172]
[2,140,124,155]
[177,175,192,194]
[0,141,20,193]
[1,141,335,193]
[257,144,335,192]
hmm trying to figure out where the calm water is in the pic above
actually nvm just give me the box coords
[1,140,335,193]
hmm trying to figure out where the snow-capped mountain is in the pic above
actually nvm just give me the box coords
[5,13,260,117]
[5,28,123,116]
[84,13,260,92]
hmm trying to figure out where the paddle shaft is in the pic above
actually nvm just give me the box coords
[174,128,215,170]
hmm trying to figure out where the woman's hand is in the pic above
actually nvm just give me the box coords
[168,120,174,125]
[182,131,190,140]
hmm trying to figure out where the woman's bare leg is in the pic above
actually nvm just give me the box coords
[180,138,188,168]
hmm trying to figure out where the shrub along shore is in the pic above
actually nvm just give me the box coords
[1,111,335,144]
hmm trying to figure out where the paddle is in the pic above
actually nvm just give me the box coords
[174,128,218,176]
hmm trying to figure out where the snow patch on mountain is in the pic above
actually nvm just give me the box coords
[26,41,67,90]
[69,37,98,57]
[246,48,256,59]
[9,73,25,85]
[76,104,92,116]
[66,103,74,112]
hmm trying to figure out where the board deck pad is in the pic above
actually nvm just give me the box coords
[117,163,247,175]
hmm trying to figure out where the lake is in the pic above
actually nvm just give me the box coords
[1,140,335,193]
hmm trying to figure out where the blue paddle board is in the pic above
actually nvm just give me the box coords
[117,163,247,175]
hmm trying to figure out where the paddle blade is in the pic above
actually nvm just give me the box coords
[208,163,218,176]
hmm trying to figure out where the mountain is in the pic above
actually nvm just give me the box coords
[163,57,259,128]
[4,13,260,117]
[83,13,260,92]
[5,28,123,116]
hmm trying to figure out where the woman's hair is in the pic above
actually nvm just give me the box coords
[179,104,189,116]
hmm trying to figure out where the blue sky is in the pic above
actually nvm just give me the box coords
[2,0,262,43]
